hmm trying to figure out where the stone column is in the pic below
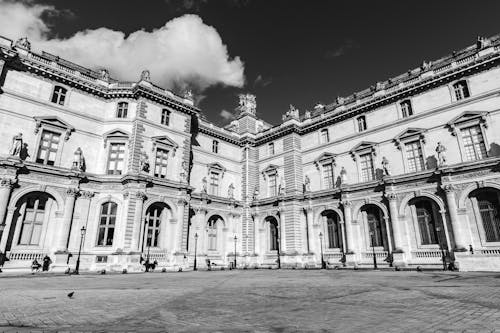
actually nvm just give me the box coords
[386,193,404,253]
[252,213,259,256]
[196,208,207,255]
[305,207,315,254]
[443,185,467,251]
[174,198,187,253]
[0,178,14,227]
[131,191,146,252]
[0,208,15,252]
[80,191,94,250]
[342,201,356,253]
[56,188,79,252]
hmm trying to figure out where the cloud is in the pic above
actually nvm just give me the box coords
[0,0,245,91]
[324,39,359,59]
[254,74,272,87]
[164,0,251,13]
[219,109,235,120]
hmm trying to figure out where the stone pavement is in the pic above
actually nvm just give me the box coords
[0,269,499,332]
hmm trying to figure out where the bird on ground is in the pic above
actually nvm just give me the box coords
[67,291,74,298]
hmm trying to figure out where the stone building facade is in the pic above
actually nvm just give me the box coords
[1,35,500,272]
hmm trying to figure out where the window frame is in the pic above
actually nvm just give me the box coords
[161,109,171,126]
[35,129,61,166]
[268,142,275,156]
[106,142,127,175]
[356,115,367,132]
[116,101,129,119]
[314,152,336,190]
[399,99,413,118]
[320,128,330,144]
[350,142,377,183]
[51,85,69,106]
[450,80,471,101]
[447,111,490,163]
[394,128,427,174]
[96,201,117,246]
[212,140,219,154]
[153,147,169,179]
[209,171,220,196]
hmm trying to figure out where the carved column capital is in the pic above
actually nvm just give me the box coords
[66,187,80,197]
[0,178,15,189]
[135,191,147,201]
[81,191,94,199]
[342,200,352,207]
[442,184,456,194]
[385,192,398,201]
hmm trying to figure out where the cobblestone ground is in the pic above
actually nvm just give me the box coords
[0,270,499,332]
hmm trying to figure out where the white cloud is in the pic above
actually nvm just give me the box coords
[219,109,235,120]
[0,0,245,91]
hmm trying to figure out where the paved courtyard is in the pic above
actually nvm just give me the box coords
[0,269,499,332]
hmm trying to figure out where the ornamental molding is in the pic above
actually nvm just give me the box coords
[261,164,279,179]
[102,129,130,147]
[393,127,427,149]
[349,141,377,161]
[446,111,489,136]
[207,162,227,178]
[33,116,75,141]
[313,152,336,169]
[151,135,179,155]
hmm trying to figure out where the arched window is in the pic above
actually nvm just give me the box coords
[476,190,500,242]
[453,80,470,100]
[415,200,439,245]
[208,219,218,250]
[365,206,384,247]
[269,220,278,251]
[145,204,163,247]
[97,202,117,246]
[116,102,128,118]
[18,194,49,245]
[325,212,342,249]
[51,86,67,105]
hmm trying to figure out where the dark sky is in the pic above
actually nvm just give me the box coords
[38,0,500,126]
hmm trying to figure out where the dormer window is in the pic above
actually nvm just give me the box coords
[400,100,413,118]
[320,129,330,143]
[161,109,170,126]
[357,115,367,132]
[212,140,219,154]
[116,102,128,118]
[453,80,470,101]
[51,86,67,105]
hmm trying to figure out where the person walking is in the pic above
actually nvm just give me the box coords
[31,259,41,273]
[0,251,8,273]
[42,255,52,272]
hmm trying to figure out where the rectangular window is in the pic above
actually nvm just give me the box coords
[359,153,374,182]
[107,143,126,175]
[320,129,330,143]
[405,141,425,173]
[212,140,219,154]
[209,171,219,196]
[453,81,470,100]
[268,174,277,197]
[268,142,275,156]
[97,202,116,246]
[116,102,128,118]
[36,130,60,166]
[461,125,487,161]
[322,163,334,189]
[357,116,367,132]
[51,86,67,105]
[154,148,169,178]
[18,196,46,245]
[161,109,170,126]
[400,100,413,118]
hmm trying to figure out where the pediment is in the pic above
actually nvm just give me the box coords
[103,129,130,139]
[314,152,336,166]
[151,135,179,149]
[207,162,226,177]
[447,111,488,126]
[34,116,75,131]
[394,128,427,141]
[350,141,377,152]
[262,164,279,174]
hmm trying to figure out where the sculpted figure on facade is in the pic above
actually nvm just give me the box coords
[238,93,256,115]
[99,69,110,81]
[382,156,390,176]
[19,143,30,161]
[282,104,300,121]
[253,186,259,201]
[278,177,285,196]
[202,176,208,193]
[227,183,235,199]
[304,175,311,193]
[340,166,348,184]
[180,161,188,182]
[304,110,311,119]
[72,147,86,172]
[140,69,151,81]
[139,151,150,173]
[436,142,447,166]
[15,37,31,50]
[9,133,23,157]
[184,89,193,100]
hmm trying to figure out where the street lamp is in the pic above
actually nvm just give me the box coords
[319,232,326,269]
[194,233,198,271]
[435,226,447,271]
[75,226,86,275]
[233,235,237,269]
[369,230,378,270]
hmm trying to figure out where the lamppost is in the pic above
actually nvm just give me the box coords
[435,226,447,271]
[233,235,237,269]
[319,232,326,269]
[75,226,86,275]
[194,233,198,271]
[369,230,378,270]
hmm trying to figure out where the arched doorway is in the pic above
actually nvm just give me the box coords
[320,210,343,250]
[141,203,171,252]
[468,188,500,243]
[359,204,388,250]
[408,198,444,246]
[264,216,280,268]
[206,215,225,253]
[6,191,56,256]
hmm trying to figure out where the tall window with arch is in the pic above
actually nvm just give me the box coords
[325,212,342,249]
[51,86,67,105]
[116,102,128,118]
[207,218,218,251]
[474,190,500,242]
[145,204,164,248]
[269,219,279,251]
[18,194,49,245]
[97,202,117,246]
[415,200,439,245]
[365,206,384,247]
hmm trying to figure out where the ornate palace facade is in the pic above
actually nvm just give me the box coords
[1,35,500,272]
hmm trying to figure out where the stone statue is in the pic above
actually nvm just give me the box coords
[202,176,207,193]
[382,157,390,176]
[19,143,30,161]
[180,161,188,182]
[139,151,150,173]
[278,177,285,196]
[9,133,23,157]
[340,166,348,184]
[314,103,325,111]
[436,142,447,166]
[140,69,151,81]
[336,97,345,105]
[228,183,235,199]
[15,37,31,50]
[421,60,432,71]
[184,89,193,100]
[238,94,257,115]
[253,186,259,201]
[72,147,86,172]
[282,104,300,121]
[304,110,311,119]
[304,175,311,193]
[100,69,110,81]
